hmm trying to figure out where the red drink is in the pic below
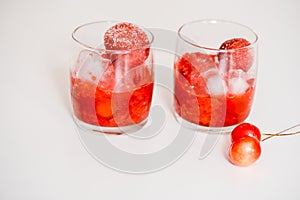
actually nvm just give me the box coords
[70,21,154,133]
[174,53,255,127]
[174,20,258,130]
[71,61,154,129]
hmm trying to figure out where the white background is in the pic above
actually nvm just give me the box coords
[1,0,300,199]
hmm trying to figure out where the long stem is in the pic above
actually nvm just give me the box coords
[262,124,300,142]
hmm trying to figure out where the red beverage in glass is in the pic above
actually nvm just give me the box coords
[70,21,154,133]
[70,51,154,132]
[71,67,154,127]
[174,20,258,130]
[174,52,256,127]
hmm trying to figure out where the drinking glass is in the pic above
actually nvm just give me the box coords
[70,21,154,134]
[174,19,258,131]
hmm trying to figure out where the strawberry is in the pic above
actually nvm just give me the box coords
[218,38,253,72]
[176,52,217,80]
[175,52,217,95]
[104,22,150,68]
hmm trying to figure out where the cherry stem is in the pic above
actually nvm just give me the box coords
[262,124,300,142]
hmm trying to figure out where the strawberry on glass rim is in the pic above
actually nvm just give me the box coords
[104,22,150,68]
[218,38,253,72]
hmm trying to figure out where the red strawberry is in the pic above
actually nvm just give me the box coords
[176,52,217,79]
[218,38,253,72]
[175,52,217,94]
[104,22,150,68]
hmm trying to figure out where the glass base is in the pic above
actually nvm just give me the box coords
[174,112,240,134]
[73,116,147,134]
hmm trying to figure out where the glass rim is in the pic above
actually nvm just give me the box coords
[72,20,154,54]
[178,19,259,52]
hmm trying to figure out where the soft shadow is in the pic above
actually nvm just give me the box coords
[46,51,73,117]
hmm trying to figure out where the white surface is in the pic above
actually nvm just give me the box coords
[1,0,300,199]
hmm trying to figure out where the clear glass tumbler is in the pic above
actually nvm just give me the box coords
[174,19,258,131]
[70,21,154,134]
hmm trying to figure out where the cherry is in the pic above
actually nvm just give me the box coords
[231,123,261,142]
[227,122,300,167]
[228,122,261,166]
[228,136,261,166]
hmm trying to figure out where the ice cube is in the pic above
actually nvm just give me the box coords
[218,54,231,75]
[75,50,109,82]
[226,69,250,94]
[228,77,249,94]
[227,69,247,79]
[97,63,116,91]
[202,69,227,95]
[113,64,152,92]
[206,75,227,95]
